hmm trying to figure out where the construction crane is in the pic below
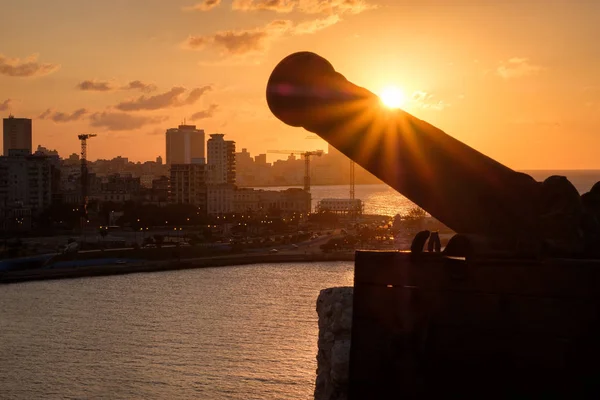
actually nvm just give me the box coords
[78,134,97,220]
[267,149,323,192]
[350,160,355,200]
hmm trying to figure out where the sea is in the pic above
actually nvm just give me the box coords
[1,171,599,400]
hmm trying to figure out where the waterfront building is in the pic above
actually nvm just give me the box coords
[3,115,32,156]
[0,150,56,229]
[232,188,311,215]
[316,198,364,214]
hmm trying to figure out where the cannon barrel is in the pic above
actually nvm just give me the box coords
[266,52,542,239]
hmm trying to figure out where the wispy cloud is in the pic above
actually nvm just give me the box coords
[114,86,212,111]
[232,0,296,12]
[497,57,542,79]
[77,79,157,93]
[38,108,88,122]
[293,15,339,34]
[190,104,219,121]
[89,112,168,131]
[124,80,157,93]
[183,0,221,11]
[231,0,375,14]
[0,99,11,112]
[77,80,114,91]
[184,16,338,56]
[410,91,450,111]
[298,0,376,14]
[0,53,60,78]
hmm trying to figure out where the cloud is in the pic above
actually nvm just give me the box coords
[77,79,157,93]
[89,112,168,131]
[298,0,376,14]
[0,99,11,112]
[124,80,157,93]
[114,86,211,111]
[294,14,340,34]
[410,91,450,111]
[231,0,375,14]
[497,57,542,79]
[184,17,336,56]
[77,80,114,91]
[0,53,60,78]
[232,0,296,12]
[183,0,221,11]
[38,108,88,122]
[190,104,219,121]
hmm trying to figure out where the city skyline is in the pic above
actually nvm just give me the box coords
[2,1,600,168]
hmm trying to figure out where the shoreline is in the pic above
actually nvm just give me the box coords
[0,252,356,285]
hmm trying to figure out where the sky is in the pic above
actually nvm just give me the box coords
[1,0,600,169]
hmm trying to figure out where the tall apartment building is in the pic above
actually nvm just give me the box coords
[207,134,236,184]
[3,115,32,156]
[206,134,236,215]
[169,163,208,212]
[165,125,205,165]
[0,150,56,229]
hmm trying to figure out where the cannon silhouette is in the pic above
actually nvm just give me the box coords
[266,52,600,258]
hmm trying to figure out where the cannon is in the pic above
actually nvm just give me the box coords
[266,52,600,258]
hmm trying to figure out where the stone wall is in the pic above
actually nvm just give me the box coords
[314,287,353,400]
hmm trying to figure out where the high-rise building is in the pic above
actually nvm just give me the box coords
[207,133,236,184]
[0,150,55,229]
[3,115,32,156]
[165,125,205,165]
[156,155,163,165]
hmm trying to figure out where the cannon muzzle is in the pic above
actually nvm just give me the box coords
[267,52,543,240]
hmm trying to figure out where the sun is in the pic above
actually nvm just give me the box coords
[379,86,406,109]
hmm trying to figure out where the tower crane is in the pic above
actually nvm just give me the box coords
[78,134,97,220]
[267,149,323,192]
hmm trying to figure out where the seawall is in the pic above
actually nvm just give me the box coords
[315,287,353,400]
[0,252,355,285]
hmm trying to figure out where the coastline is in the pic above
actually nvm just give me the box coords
[0,252,356,285]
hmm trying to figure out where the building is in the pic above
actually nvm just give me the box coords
[140,174,154,189]
[233,188,260,213]
[3,115,32,156]
[254,154,267,165]
[156,155,163,165]
[207,183,235,215]
[232,188,311,215]
[34,145,59,157]
[207,133,236,184]
[0,150,55,229]
[169,163,207,211]
[89,173,142,203]
[165,125,205,165]
[316,198,363,214]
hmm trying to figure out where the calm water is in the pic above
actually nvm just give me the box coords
[264,170,600,216]
[0,263,354,400]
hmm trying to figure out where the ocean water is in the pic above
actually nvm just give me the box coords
[0,263,354,400]
[264,170,600,217]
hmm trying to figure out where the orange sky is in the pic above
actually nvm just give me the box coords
[1,0,599,169]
